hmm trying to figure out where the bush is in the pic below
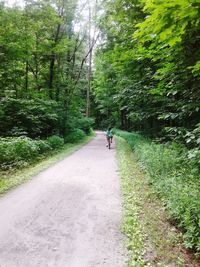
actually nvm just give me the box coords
[77,117,94,134]
[115,129,200,253]
[114,129,146,148]
[0,98,64,138]
[64,129,86,143]
[0,136,61,170]
[36,140,52,154]
[13,137,39,160]
[65,115,94,135]
[0,137,40,169]
[47,135,64,149]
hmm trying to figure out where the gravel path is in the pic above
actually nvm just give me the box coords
[0,131,127,267]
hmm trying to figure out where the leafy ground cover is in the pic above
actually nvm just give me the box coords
[0,136,64,170]
[0,119,94,171]
[115,134,200,266]
[0,133,94,195]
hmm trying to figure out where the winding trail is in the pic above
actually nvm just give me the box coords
[0,131,127,267]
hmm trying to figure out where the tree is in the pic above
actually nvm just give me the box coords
[0,0,95,137]
[92,0,200,146]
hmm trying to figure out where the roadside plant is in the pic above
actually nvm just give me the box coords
[115,130,200,253]
[47,135,64,149]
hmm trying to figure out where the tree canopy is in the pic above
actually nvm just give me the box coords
[92,0,200,148]
[0,0,97,137]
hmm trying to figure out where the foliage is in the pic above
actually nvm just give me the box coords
[0,134,94,195]
[77,117,94,134]
[116,136,147,266]
[115,135,194,266]
[0,0,94,142]
[65,116,94,135]
[64,129,86,143]
[36,140,52,154]
[0,135,66,170]
[115,129,200,253]
[0,137,51,169]
[47,135,64,149]
[0,98,64,138]
[93,0,200,147]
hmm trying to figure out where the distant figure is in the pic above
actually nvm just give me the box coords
[106,127,113,149]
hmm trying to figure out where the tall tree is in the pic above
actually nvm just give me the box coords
[92,0,200,146]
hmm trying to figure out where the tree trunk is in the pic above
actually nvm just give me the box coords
[86,3,92,117]
[48,24,61,100]
[25,60,28,94]
[49,55,55,99]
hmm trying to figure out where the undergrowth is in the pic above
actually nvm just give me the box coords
[116,136,148,267]
[0,131,89,170]
[0,133,94,195]
[115,129,200,255]
[116,135,200,266]
[0,136,64,170]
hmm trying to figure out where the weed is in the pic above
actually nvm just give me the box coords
[115,130,200,254]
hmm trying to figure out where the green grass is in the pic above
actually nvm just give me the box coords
[116,136,149,267]
[115,129,200,255]
[0,133,95,195]
[115,135,199,266]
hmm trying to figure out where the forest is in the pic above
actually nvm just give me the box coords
[0,0,200,259]
[0,0,95,169]
[92,0,200,254]
[92,0,200,256]
[93,0,200,145]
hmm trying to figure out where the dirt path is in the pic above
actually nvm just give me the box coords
[0,131,127,267]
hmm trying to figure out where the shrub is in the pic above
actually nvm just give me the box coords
[13,137,39,160]
[77,117,94,134]
[115,129,200,253]
[0,137,40,169]
[0,98,64,138]
[0,136,64,170]
[64,129,86,143]
[36,140,52,154]
[64,115,94,136]
[114,129,146,148]
[47,135,64,149]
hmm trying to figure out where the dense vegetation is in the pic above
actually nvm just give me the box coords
[0,0,199,256]
[0,0,95,170]
[115,129,200,254]
[92,0,200,148]
[92,0,200,254]
[115,134,199,266]
[0,135,63,169]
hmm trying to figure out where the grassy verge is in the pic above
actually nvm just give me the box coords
[0,133,95,195]
[116,135,200,267]
[116,136,147,267]
[115,130,200,254]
